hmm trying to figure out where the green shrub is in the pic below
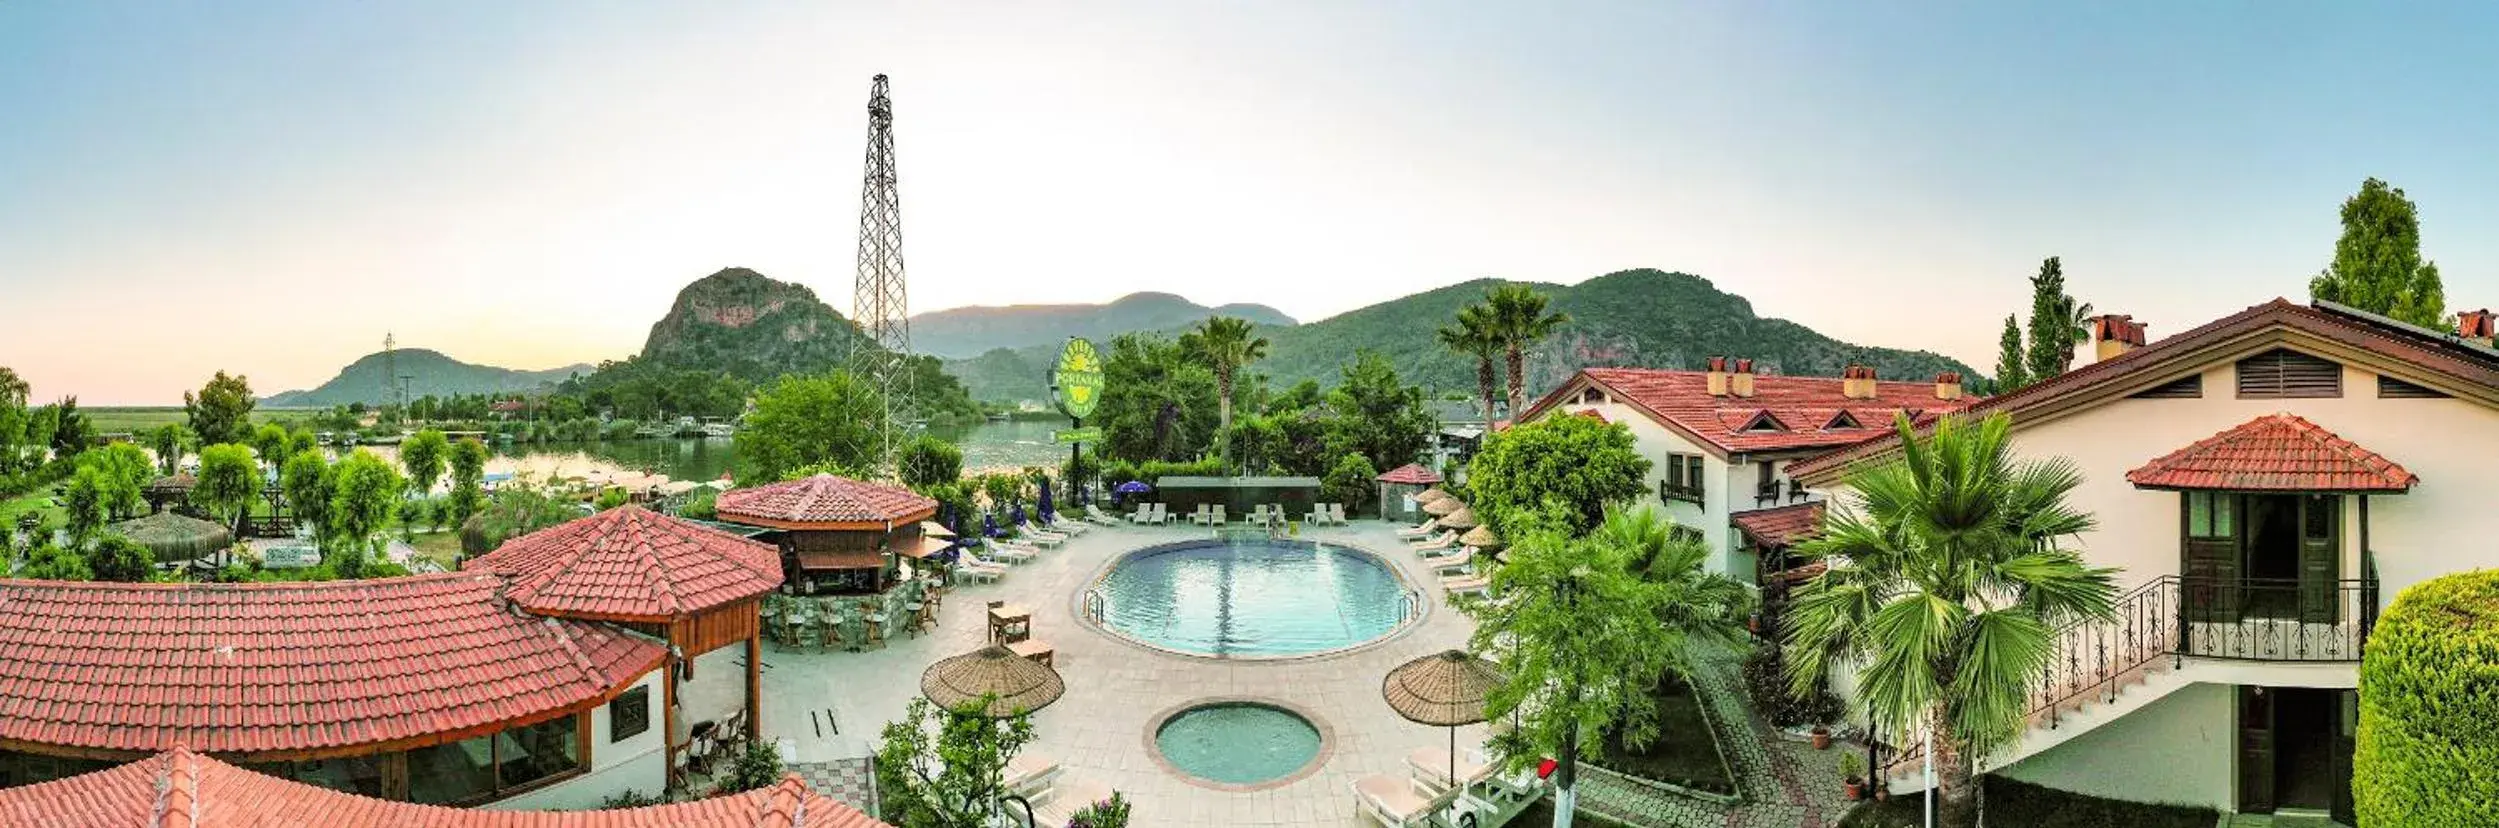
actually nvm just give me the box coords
[1837,776,2213,828]
[712,740,783,795]
[2355,570,2499,827]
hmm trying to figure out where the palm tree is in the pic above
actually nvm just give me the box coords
[1437,304,1502,429]
[1482,285,1569,422]
[1471,506,1751,828]
[1179,316,1268,471]
[1782,412,2117,828]
[2051,296,2095,374]
[147,423,196,477]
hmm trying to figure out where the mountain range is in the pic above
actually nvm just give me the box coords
[636,267,875,382]
[263,349,591,407]
[942,269,1982,404]
[908,292,1294,359]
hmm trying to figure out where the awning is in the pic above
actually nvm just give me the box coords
[2125,414,2418,493]
[796,549,887,571]
[897,535,952,559]
[1731,502,1824,551]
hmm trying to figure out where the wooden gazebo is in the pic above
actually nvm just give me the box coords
[464,505,784,775]
[714,474,942,595]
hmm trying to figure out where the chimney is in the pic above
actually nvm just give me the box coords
[1934,371,1964,401]
[1706,356,1729,396]
[1842,365,1878,400]
[2460,309,2495,347]
[2092,314,2148,362]
[1730,358,1757,398]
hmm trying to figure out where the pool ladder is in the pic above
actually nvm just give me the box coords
[1082,587,1106,624]
[1397,588,1423,623]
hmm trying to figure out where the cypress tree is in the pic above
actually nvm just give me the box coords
[2023,257,2070,382]
[1993,315,2029,393]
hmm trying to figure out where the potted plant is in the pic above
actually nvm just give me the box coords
[1810,723,1832,750]
[1838,753,1866,801]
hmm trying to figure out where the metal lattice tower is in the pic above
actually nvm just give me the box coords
[851,74,911,460]
[382,332,398,410]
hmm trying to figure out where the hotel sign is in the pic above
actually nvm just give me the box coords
[1050,337,1104,420]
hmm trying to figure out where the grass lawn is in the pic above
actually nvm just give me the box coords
[1511,797,1638,828]
[407,531,463,570]
[1597,676,1737,797]
[82,407,319,435]
[1,489,64,529]
[1836,776,2218,828]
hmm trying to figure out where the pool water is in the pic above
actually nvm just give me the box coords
[1154,703,1321,786]
[1091,539,1414,658]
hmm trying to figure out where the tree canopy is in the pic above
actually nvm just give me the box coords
[191,444,262,532]
[1482,284,1570,419]
[733,371,888,483]
[1322,352,1436,475]
[445,438,488,526]
[1096,333,1220,465]
[1466,412,1650,537]
[400,429,450,495]
[2311,177,2451,329]
[326,450,406,569]
[184,371,256,446]
[898,435,964,490]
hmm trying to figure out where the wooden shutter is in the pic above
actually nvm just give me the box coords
[2130,375,2203,399]
[2240,687,2276,813]
[2376,375,2448,399]
[2299,495,2340,624]
[2236,349,2342,398]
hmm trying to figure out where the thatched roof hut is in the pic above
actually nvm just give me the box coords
[103,511,232,563]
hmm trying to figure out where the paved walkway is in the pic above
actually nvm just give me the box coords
[1568,647,1858,828]
[758,520,1484,827]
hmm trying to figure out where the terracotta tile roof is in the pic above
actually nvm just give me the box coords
[0,747,890,827]
[716,474,938,526]
[1374,463,1443,485]
[1526,367,1972,456]
[1730,502,1825,550]
[2126,413,2418,492]
[0,573,666,756]
[465,506,783,622]
[1791,299,2499,482]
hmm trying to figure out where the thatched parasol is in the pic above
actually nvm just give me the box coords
[1437,507,1479,530]
[1416,487,1449,504]
[1382,649,1505,787]
[919,521,956,539]
[920,644,1066,718]
[1423,497,1465,517]
[1459,524,1503,551]
[104,511,231,563]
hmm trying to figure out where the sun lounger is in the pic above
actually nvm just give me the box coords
[1048,514,1091,534]
[1330,503,1350,524]
[978,543,1035,565]
[953,562,1004,584]
[1210,505,1227,525]
[1441,574,1491,596]
[1352,774,1446,828]
[1404,747,1494,794]
[1034,778,1117,828]
[1004,751,1064,799]
[1188,504,1215,525]
[1409,531,1458,552]
[1397,518,1441,538]
[1016,523,1067,547]
[1085,505,1123,526]
[1429,548,1476,574]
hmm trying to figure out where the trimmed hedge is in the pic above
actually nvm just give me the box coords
[2355,569,2499,827]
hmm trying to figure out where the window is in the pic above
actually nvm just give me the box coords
[610,685,651,742]
[1670,525,1704,544]
[2236,349,2341,398]
[2187,492,2234,539]
[2131,375,2203,399]
[1660,453,1706,504]
[245,756,385,798]
[2377,375,2447,399]
[1578,387,1605,404]
[1823,410,1864,430]
[406,715,584,805]
[1739,411,1786,433]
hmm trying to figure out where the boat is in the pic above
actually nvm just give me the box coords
[701,422,735,438]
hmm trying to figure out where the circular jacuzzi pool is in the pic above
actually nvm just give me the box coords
[1087,538,1417,658]
[1153,701,1324,788]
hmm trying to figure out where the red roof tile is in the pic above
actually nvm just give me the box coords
[0,747,890,827]
[1730,502,1825,550]
[1792,299,2499,482]
[716,474,938,526]
[2125,413,2418,493]
[1526,368,1973,456]
[1374,463,1443,485]
[0,573,666,756]
[466,506,783,622]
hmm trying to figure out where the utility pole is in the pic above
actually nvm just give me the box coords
[852,73,912,468]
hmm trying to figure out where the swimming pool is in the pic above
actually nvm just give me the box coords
[1153,702,1323,787]
[1085,539,1418,659]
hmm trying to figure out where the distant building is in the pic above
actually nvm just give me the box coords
[1517,358,1975,578]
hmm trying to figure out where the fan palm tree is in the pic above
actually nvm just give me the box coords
[1437,304,1502,429]
[1782,412,2117,828]
[1179,316,1268,470]
[1482,285,1569,421]
[2051,296,2095,374]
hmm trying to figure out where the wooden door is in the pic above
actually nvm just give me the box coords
[2298,495,2341,623]
[2332,690,2357,825]
[2240,686,2276,813]
[2183,493,2241,622]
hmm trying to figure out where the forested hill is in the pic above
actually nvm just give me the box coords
[942,269,1981,403]
[910,292,1295,359]
[637,267,876,383]
[263,349,590,406]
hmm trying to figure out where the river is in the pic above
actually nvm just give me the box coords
[350,418,1072,484]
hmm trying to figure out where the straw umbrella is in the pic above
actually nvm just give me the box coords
[1437,507,1479,530]
[1459,524,1503,551]
[1417,487,1449,504]
[920,645,1066,822]
[104,510,231,564]
[1423,496,1465,517]
[1383,649,1505,788]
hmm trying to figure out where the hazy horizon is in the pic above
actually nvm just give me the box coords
[7,2,2497,404]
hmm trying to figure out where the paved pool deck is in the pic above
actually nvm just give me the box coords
[757,519,1488,827]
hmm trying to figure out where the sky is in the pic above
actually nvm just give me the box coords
[3,2,2496,404]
